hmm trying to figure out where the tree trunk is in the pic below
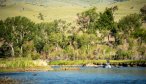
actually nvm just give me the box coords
[108,34,110,42]
[45,52,48,59]
[20,46,23,57]
[20,33,23,57]
[9,43,15,57]
[11,46,15,57]
[56,43,58,51]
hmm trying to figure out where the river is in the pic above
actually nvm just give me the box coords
[0,67,146,84]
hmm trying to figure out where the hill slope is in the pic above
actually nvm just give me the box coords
[0,0,146,22]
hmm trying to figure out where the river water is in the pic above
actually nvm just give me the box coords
[0,67,146,84]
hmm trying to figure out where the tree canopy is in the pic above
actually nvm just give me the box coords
[0,7,146,60]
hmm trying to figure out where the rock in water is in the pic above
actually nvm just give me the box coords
[105,63,111,68]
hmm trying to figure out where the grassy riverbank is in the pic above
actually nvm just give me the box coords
[0,58,53,72]
[1,59,146,72]
[49,60,146,67]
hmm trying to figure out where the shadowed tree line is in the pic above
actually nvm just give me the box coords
[0,0,7,7]
[0,6,146,61]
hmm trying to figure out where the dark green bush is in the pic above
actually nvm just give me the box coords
[115,50,132,60]
[31,52,40,60]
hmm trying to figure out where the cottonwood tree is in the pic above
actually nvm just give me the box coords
[2,16,35,57]
[34,20,66,59]
[0,18,16,57]
[118,14,142,36]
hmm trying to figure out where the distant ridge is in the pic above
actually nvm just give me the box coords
[6,0,128,7]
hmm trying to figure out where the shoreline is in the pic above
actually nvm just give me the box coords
[49,60,146,67]
[0,65,146,72]
[1,60,146,72]
[50,64,146,67]
[1,64,146,73]
[0,66,53,73]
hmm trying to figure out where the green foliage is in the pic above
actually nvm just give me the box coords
[34,40,45,53]
[64,45,74,60]
[116,13,142,48]
[140,5,146,22]
[1,16,35,57]
[118,14,142,34]
[143,15,146,22]
[31,52,40,60]
[22,41,35,57]
[77,33,91,47]
[77,7,98,33]
[133,28,146,42]
[0,58,35,68]
[77,7,116,34]
[0,20,5,38]
[140,5,146,15]
[115,49,132,60]
[0,7,146,61]
[49,60,146,65]
[137,45,146,58]
[0,43,11,57]
[49,33,63,45]
[48,60,92,65]
[59,35,69,49]
[97,8,115,30]
[81,7,98,23]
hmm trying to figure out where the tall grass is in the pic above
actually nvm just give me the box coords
[0,58,36,68]
[49,60,106,65]
[0,58,53,72]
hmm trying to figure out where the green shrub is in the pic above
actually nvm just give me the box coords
[0,44,11,58]
[115,50,132,60]
[31,52,40,60]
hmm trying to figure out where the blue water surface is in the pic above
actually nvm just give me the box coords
[0,67,146,84]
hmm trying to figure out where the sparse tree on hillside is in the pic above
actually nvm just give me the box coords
[0,0,6,7]
[97,8,118,45]
[97,8,115,30]
[118,14,142,35]
[112,5,118,12]
[38,13,44,20]
[140,5,146,15]
[133,29,146,43]
[140,5,146,22]
[77,7,98,33]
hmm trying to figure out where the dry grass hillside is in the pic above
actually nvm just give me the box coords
[0,0,146,23]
